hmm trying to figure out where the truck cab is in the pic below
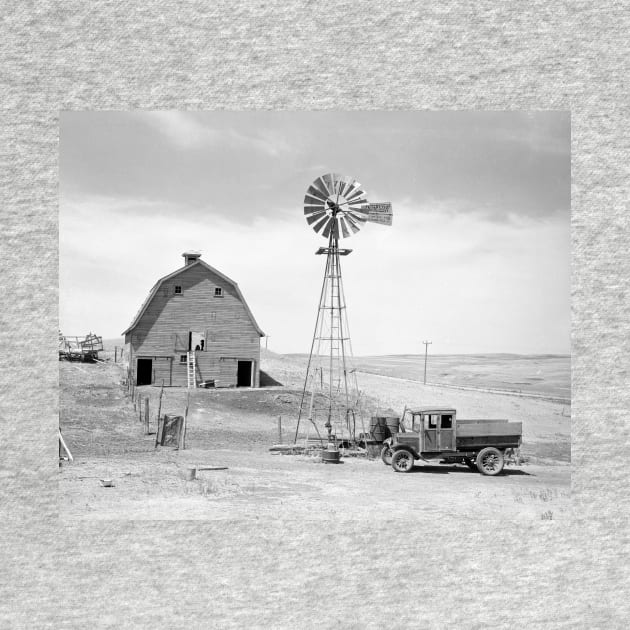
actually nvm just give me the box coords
[396,407,457,453]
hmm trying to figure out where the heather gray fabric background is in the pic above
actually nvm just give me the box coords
[1,2,628,628]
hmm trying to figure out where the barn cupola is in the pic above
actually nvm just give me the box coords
[182,251,202,266]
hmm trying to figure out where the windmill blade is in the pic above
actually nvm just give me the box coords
[306,185,328,203]
[312,214,332,235]
[335,177,348,198]
[305,193,327,208]
[347,193,367,208]
[334,173,349,198]
[304,202,326,215]
[306,210,327,225]
[347,199,368,213]
[346,207,369,222]
[320,174,336,197]
[343,212,362,233]
[332,173,347,199]
[339,216,351,238]
[344,181,365,202]
[313,177,332,199]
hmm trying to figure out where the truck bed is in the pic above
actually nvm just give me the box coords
[456,419,522,450]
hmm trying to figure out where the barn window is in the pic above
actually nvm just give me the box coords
[174,285,182,295]
[214,288,223,297]
[180,355,187,364]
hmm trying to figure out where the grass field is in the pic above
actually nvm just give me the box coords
[289,352,570,401]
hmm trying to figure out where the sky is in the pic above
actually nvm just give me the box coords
[59,111,570,356]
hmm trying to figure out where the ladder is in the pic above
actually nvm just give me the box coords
[186,351,196,389]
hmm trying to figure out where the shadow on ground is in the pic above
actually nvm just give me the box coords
[259,370,283,386]
[405,465,532,476]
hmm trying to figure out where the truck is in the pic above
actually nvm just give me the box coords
[381,407,522,476]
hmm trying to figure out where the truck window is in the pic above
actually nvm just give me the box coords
[412,415,422,431]
[441,414,453,429]
[424,414,438,429]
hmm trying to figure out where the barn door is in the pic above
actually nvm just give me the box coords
[237,361,252,387]
[137,359,152,386]
[189,331,205,351]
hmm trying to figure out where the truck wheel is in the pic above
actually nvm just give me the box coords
[476,447,504,476]
[391,450,414,473]
[464,457,477,471]
[380,444,393,466]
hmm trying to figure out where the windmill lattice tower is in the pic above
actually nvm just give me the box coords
[294,173,392,448]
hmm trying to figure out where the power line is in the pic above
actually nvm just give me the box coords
[422,340,432,384]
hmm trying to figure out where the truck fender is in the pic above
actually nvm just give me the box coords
[391,444,419,460]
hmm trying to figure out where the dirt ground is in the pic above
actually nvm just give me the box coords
[59,351,570,521]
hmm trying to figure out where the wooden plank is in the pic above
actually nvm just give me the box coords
[144,397,150,435]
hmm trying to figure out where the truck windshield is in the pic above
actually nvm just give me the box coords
[402,413,422,432]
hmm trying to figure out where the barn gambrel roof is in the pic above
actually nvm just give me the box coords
[121,259,265,337]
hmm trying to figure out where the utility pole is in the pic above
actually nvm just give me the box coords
[422,340,432,384]
[265,336,270,350]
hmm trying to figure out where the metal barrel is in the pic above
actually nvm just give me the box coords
[385,416,400,437]
[321,448,340,464]
[369,417,388,442]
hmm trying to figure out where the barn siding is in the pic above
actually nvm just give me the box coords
[126,263,261,387]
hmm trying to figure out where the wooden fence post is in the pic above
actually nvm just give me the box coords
[114,347,118,363]
[155,381,165,448]
[179,390,190,450]
[278,416,282,444]
[144,397,150,434]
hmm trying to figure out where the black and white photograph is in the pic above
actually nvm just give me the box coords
[4,2,630,627]
[59,111,570,521]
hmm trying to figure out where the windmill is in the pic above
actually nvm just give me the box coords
[294,173,392,450]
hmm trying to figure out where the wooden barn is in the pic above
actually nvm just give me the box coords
[122,251,264,388]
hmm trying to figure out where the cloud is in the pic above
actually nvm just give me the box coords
[61,111,569,230]
[137,111,292,156]
[137,111,221,149]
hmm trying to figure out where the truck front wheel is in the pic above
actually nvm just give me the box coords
[391,450,415,473]
[476,447,504,476]
[380,444,393,466]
